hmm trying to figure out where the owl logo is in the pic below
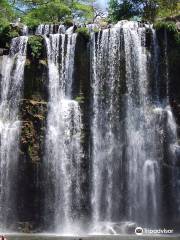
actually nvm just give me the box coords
[135,227,144,235]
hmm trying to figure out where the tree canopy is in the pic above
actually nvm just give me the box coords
[22,1,72,27]
[108,0,179,22]
[0,0,179,32]
[0,0,15,29]
[0,0,96,29]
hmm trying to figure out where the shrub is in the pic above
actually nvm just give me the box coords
[27,35,44,60]
[155,21,180,46]
[0,25,20,48]
[76,27,89,40]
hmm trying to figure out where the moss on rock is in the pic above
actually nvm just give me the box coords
[76,27,90,41]
[155,21,180,45]
[20,99,47,163]
[24,56,48,101]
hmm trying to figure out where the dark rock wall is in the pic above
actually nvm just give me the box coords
[156,27,180,230]
[73,34,91,220]
[17,43,48,230]
[166,30,180,230]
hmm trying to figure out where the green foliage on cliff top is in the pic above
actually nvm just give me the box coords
[155,21,177,32]
[155,21,180,45]
[76,27,90,39]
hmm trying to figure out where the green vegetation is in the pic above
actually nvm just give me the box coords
[76,27,90,40]
[73,1,94,21]
[0,0,179,50]
[75,95,85,104]
[0,0,98,49]
[155,21,178,32]
[27,35,44,60]
[109,0,139,22]
[12,0,94,27]
[0,25,20,48]
[0,0,14,29]
[22,1,72,28]
[0,0,21,48]
[155,21,180,45]
[108,0,180,23]
[158,0,179,16]
[0,0,96,32]
[158,1,180,19]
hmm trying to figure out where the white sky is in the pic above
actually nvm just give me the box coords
[97,0,108,9]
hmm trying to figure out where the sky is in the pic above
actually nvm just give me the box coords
[97,0,108,9]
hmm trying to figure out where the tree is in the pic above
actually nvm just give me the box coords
[109,0,179,22]
[141,0,159,22]
[159,0,178,16]
[108,0,163,22]
[72,1,94,22]
[22,1,72,27]
[0,0,15,30]
[108,0,140,22]
[10,0,95,27]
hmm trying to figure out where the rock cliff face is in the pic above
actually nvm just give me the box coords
[16,43,48,230]
[73,34,91,218]
[157,26,180,230]
[0,23,179,232]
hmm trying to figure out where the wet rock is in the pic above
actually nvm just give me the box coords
[0,48,4,56]
[15,36,49,229]
[18,222,33,233]
[20,98,47,163]
[24,58,48,101]
[0,48,9,56]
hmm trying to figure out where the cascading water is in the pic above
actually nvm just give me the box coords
[35,24,67,35]
[36,24,54,35]
[44,31,83,233]
[90,21,179,233]
[123,22,163,227]
[0,21,178,234]
[0,36,28,231]
[91,27,126,231]
[22,25,28,36]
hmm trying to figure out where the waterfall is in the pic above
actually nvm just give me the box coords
[123,22,163,226]
[58,25,66,34]
[35,24,68,35]
[22,25,28,36]
[90,21,179,233]
[36,24,54,35]
[91,27,125,228]
[0,36,28,231]
[0,20,178,234]
[44,32,83,233]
